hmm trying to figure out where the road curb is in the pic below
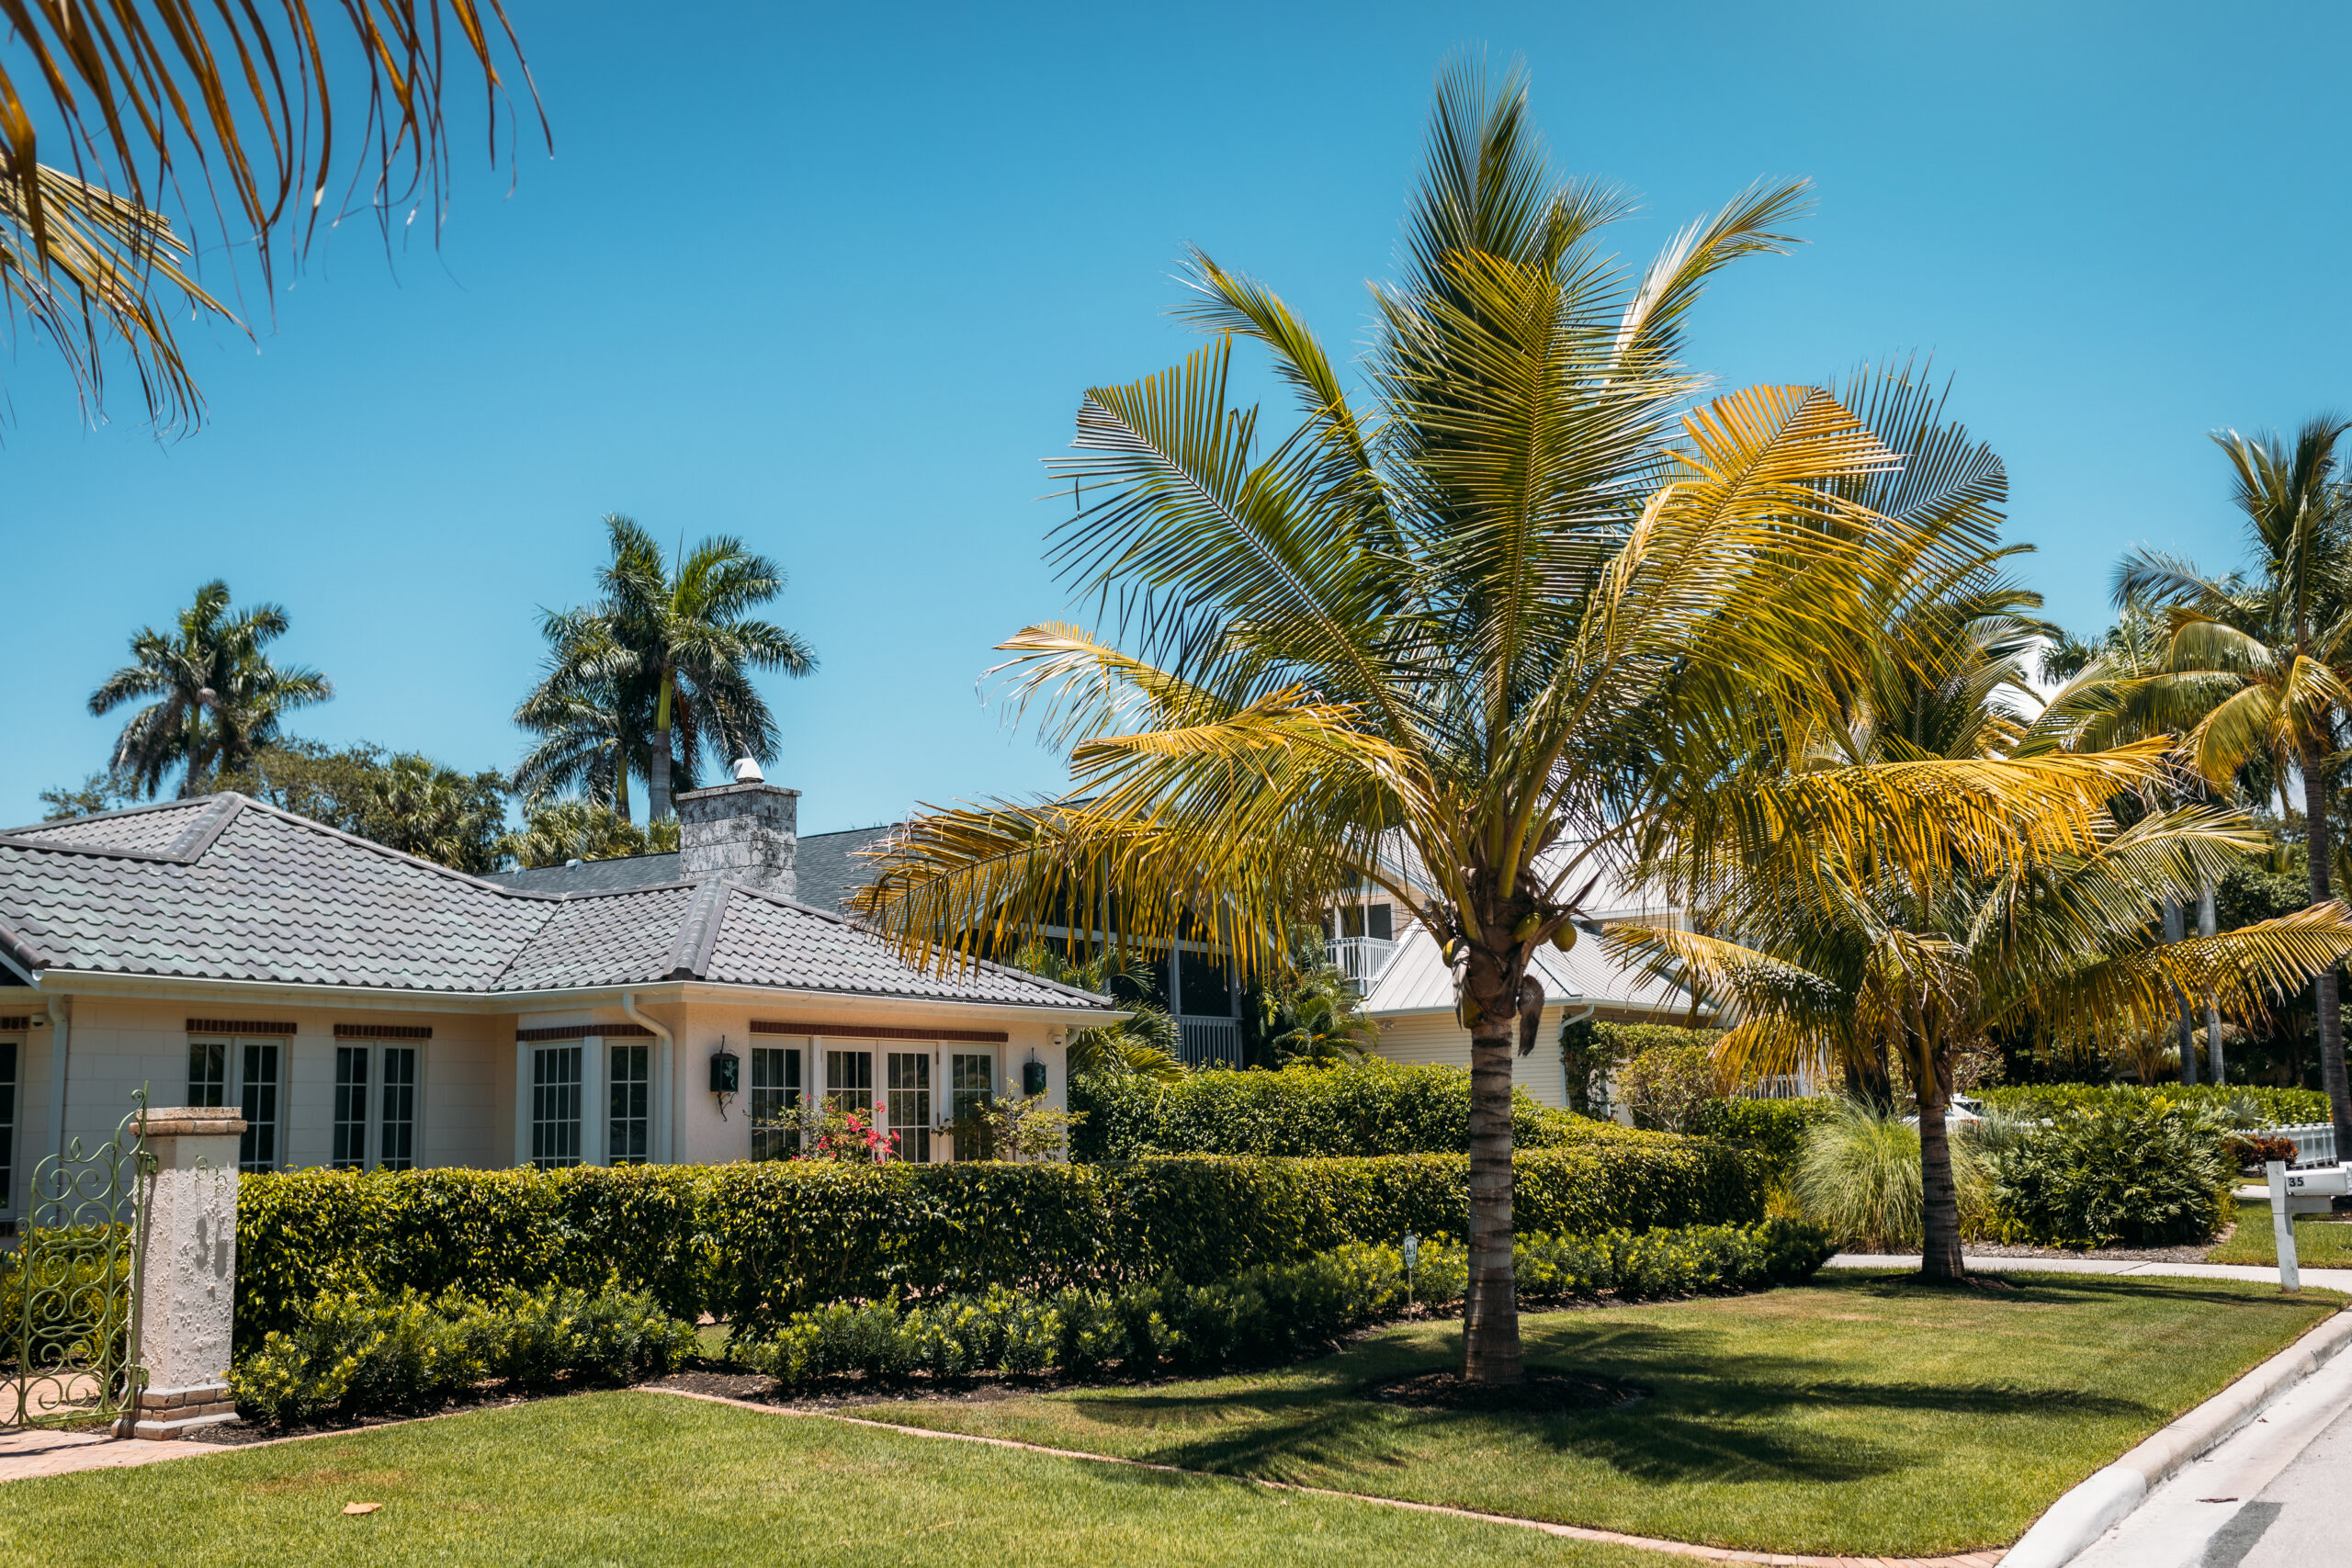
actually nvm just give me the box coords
[1999,1307,2352,1567]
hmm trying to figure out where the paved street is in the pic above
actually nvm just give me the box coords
[2074,1328,2352,1568]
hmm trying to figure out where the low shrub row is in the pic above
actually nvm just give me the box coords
[1069,1061,1657,1160]
[738,1218,1835,1388]
[231,1282,695,1427]
[1975,1083,2329,1124]
[238,1144,1765,1350]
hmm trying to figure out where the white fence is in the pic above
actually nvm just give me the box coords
[1177,1017,1244,1069]
[2270,1122,2338,1168]
[1325,936,1397,992]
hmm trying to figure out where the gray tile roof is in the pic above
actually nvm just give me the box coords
[480,824,894,914]
[0,795,1103,1011]
[480,852,682,897]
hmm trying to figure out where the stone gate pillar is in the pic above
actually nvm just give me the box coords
[120,1107,245,1438]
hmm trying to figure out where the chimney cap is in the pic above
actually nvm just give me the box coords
[732,757,765,784]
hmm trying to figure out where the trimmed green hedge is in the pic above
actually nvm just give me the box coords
[1687,1098,1840,1184]
[1070,1060,1667,1159]
[1977,1084,2331,1124]
[238,1143,1763,1349]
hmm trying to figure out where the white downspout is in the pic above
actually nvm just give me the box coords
[46,996,70,1165]
[621,992,675,1165]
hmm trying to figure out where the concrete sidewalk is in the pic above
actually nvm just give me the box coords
[1825,1254,2352,1292]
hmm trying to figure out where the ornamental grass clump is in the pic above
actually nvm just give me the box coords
[1792,1101,1997,1251]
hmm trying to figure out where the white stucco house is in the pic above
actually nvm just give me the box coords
[1325,842,1711,1109]
[0,777,1114,1219]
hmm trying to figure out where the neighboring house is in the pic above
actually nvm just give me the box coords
[0,776,1114,1220]
[1328,840,1711,1109]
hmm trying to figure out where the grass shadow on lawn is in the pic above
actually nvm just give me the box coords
[881,1271,2333,1556]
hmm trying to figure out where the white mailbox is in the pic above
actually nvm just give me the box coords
[2280,1164,2349,1215]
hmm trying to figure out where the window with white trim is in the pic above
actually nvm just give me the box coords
[949,1053,993,1161]
[188,1035,283,1172]
[825,1049,874,1118]
[751,1046,801,1160]
[887,1051,932,1162]
[379,1047,418,1171]
[332,1046,369,1170]
[532,1044,582,1168]
[608,1043,650,1166]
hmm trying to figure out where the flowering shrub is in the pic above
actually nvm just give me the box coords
[804,1104,900,1163]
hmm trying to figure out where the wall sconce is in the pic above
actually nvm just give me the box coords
[709,1035,740,1119]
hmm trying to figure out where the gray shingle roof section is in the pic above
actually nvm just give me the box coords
[480,852,682,896]
[793,825,894,913]
[0,798,229,858]
[0,794,1101,1010]
[495,885,696,992]
[702,887,1102,1006]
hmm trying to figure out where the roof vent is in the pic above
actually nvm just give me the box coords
[732,757,765,784]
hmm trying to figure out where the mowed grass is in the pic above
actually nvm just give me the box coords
[2206,1197,2352,1267]
[878,1272,2342,1558]
[0,1390,1664,1568]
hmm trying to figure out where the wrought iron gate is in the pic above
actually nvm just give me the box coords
[4,1098,148,1427]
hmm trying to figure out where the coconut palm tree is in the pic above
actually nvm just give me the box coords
[1623,554,2352,1280]
[853,64,2195,1382]
[513,608,651,821]
[2,4,536,430]
[588,515,819,822]
[89,581,333,797]
[2065,418,2352,1156]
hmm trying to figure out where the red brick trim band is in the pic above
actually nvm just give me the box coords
[0,1016,28,1031]
[515,1023,655,1043]
[334,1023,433,1040]
[750,1020,1009,1043]
[186,1018,296,1036]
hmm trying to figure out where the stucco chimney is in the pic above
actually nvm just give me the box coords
[674,777,799,897]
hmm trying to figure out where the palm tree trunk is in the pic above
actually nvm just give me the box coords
[1917,1068,1965,1282]
[2164,900,2196,1085]
[1463,981,1521,1384]
[2303,751,2352,1156]
[649,673,677,822]
[2200,883,2224,1085]
[650,730,673,823]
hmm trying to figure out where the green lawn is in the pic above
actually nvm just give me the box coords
[2206,1197,2352,1267]
[0,1391,1663,1568]
[878,1272,2341,1558]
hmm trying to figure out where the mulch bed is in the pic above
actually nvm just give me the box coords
[184,1386,553,1446]
[1362,1369,1645,1415]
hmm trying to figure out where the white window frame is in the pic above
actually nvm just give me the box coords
[750,1043,804,1160]
[885,1050,933,1163]
[187,1033,287,1173]
[606,1039,651,1166]
[328,1039,429,1171]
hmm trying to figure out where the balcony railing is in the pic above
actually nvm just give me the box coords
[1177,1017,1244,1069]
[1325,936,1398,992]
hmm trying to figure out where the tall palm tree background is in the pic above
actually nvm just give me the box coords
[88,581,333,797]
[517,515,819,823]
[1,3,538,431]
[854,62,2213,1381]
[1619,536,2352,1280]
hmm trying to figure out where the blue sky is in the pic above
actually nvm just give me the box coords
[5,1,2349,831]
